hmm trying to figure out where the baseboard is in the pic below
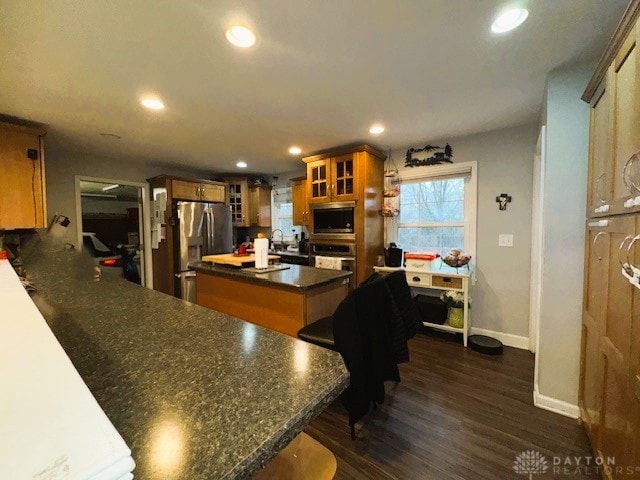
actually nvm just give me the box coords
[469,327,529,350]
[533,386,580,419]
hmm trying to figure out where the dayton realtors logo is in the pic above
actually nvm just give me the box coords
[513,450,549,479]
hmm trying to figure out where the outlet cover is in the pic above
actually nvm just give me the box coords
[498,234,514,247]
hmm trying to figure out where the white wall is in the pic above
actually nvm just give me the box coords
[535,61,593,410]
[80,197,138,215]
[45,149,214,245]
[390,123,537,339]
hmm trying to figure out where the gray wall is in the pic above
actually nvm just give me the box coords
[391,123,537,338]
[537,61,593,405]
[45,149,214,246]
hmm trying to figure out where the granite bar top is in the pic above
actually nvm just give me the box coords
[20,236,349,480]
[273,250,309,259]
[193,262,352,291]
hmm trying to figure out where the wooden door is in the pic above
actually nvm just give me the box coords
[611,27,640,205]
[0,127,46,229]
[598,214,638,474]
[306,159,331,204]
[249,185,271,227]
[201,183,226,203]
[228,179,249,226]
[580,219,609,442]
[291,177,309,226]
[588,78,614,214]
[172,179,201,201]
[330,153,358,201]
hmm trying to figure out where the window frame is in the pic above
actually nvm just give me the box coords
[387,161,477,261]
[271,187,295,241]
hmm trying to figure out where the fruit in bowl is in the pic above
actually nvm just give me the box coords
[442,249,471,268]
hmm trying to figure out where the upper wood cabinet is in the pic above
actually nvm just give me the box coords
[249,184,271,227]
[587,81,613,213]
[0,121,47,230]
[227,178,249,226]
[303,145,383,205]
[171,178,227,203]
[291,176,309,226]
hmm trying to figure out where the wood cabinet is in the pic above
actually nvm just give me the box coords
[291,176,309,226]
[225,178,272,227]
[249,184,271,227]
[305,152,358,204]
[302,145,386,285]
[581,4,640,473]
[172,179,226,203]
[0,121,47,230]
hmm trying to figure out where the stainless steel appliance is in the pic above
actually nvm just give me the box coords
[175,201,233,302]
[311,202,355,235]
[309,241,357,287]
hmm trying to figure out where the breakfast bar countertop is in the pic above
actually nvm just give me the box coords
[21,236,349,480]
[193,261,352,291]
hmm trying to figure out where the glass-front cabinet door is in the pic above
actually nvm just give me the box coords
[228,178,249,226]
[307,159,331,204]
[331,153,357,201]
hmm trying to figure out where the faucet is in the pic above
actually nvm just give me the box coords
[270,229,284,251]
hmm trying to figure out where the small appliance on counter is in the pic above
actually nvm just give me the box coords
[384,243,403,267]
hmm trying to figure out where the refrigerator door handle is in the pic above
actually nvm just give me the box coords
[210,211,215,251]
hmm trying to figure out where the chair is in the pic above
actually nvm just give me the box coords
[297,315,335,349]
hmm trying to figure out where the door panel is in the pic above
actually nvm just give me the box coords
[201,184,225,203]
[177,202,204,272]
[292,179,308,226]
[612,35,640,203]
[588,81,613,213]
[307,159,331,204]
[172,180,201,201]
[331,153,358,201]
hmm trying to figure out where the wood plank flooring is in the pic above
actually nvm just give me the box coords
[305,330,596,479]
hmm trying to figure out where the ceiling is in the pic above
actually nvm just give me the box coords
[0,0,628,174]
[80,181,139,202]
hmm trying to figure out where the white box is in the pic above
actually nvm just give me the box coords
[404,258,433,272]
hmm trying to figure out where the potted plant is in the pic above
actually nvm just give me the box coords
[439,291,467,328]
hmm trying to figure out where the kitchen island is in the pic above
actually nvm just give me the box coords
[193,262,351,337]
[19,236,349,480]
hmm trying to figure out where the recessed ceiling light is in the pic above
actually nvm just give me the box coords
[140,97,165,110]
[369,125,385,135]
[236,161,248,168]
[289,146,302,155]
[226,25,256,48]
[491,8,529,33]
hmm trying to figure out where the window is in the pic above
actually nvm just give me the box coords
[271,187,295,240]
[390,162,476,258]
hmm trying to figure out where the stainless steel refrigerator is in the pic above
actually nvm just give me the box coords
[175,201,233,302]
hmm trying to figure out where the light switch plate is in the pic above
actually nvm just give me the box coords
[499,234,514,247]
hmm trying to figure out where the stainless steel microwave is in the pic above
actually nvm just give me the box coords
[311,202,355,234]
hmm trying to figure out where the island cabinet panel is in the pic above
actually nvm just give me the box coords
[0,122,47,230]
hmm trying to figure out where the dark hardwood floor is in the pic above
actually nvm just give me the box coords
[305,330,596,479]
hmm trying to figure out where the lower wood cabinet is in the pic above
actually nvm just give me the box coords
[0,122,47,229]
[580,214,640,473]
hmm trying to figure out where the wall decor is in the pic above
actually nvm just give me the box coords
[496,193,512,210]
[405,143,453,167]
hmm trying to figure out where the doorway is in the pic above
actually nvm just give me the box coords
[75,176,152,288]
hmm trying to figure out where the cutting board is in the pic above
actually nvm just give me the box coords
[202,253,281,267]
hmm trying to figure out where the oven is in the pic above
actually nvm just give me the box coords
[309,241,357,287]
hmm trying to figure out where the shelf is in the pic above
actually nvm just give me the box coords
[408,282,464,293]
[422,321,464,333]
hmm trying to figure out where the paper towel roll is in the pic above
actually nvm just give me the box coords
[254,238,269,269]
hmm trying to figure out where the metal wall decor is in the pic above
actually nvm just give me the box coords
[405,143,453,167]
[496,193,512,210]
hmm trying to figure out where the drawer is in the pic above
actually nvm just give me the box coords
[432,275,462,289]
[407,273,431,288]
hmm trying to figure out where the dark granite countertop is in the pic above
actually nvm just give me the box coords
[274,250,309,259]
[21,236,349,480]
[193,262,351,292]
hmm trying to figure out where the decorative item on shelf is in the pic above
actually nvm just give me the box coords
[441,248,471,272]
[404,252,440,271]
[405,143,453,167]
[378,204,399,217]
[383,185,400,197]
[439,291,469,329]
[496,193,512,210]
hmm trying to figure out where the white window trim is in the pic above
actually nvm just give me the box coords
[271,187,295,241]
[387,160,477,264]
